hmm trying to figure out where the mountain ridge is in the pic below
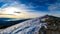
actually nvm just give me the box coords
[0,15,60,34]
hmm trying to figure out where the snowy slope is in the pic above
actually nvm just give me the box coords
[0,18,47,34]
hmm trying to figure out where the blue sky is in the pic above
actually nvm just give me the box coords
[0,0,60,18]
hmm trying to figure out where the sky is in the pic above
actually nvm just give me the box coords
[0,0,60,18]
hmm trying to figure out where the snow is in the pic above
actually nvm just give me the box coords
[0,18,47,34]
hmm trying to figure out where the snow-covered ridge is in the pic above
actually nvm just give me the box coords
[0,18,47,34]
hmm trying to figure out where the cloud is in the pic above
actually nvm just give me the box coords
[0,0,47,18]
[0,0,4,2]
[1,1,35,9]
[48,2,60,11]
[0,7,47,18]
[47,1,60,17]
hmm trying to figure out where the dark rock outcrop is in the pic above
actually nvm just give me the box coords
[39,15,60,34]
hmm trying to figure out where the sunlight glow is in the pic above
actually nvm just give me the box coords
[3,7,24,15]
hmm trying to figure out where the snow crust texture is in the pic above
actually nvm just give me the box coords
[0,18,47,34]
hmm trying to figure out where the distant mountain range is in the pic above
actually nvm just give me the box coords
[0,18,31,29]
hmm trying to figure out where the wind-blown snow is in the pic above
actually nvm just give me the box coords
[0,18,47,34]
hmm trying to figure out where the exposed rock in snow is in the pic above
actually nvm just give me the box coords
[0,18,47,34]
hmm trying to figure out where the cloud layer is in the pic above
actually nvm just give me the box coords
[0,1,47,18]
[0,0,60,18]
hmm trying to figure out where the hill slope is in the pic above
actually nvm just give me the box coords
[0,17,47,34]
[0,15,60,34]
[0,18,30,29]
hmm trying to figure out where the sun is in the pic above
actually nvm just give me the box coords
[0,7,32,18]
[0,7,41,18]
[3,7,22,15]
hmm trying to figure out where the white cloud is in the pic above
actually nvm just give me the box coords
[0,7,46,18]
[48,3,60,11]
[0,0,4,2]
[0,1,47,18]
[48,2,60,17]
